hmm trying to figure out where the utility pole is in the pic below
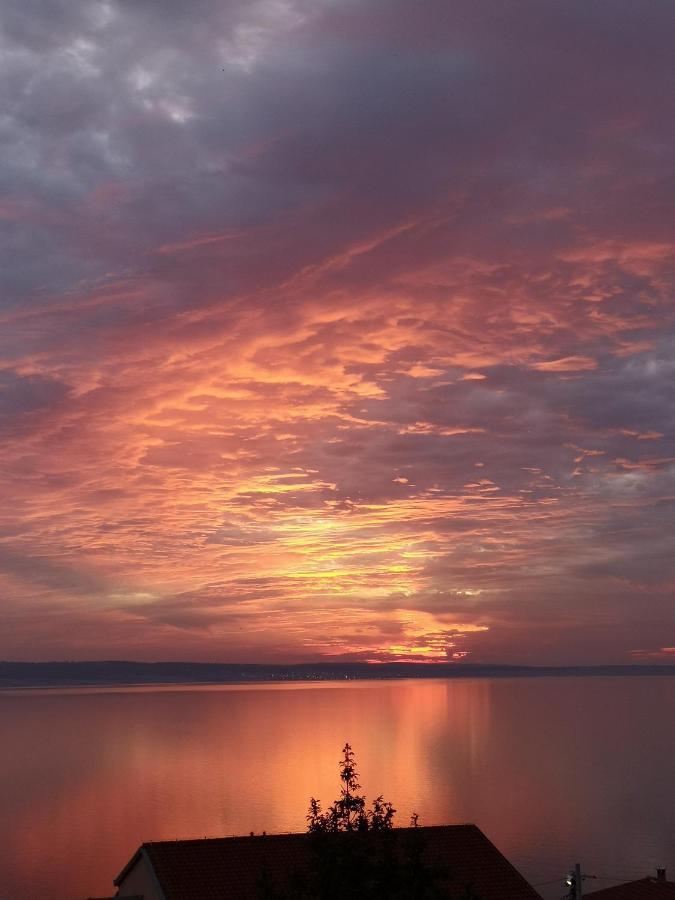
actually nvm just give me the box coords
[574,863,582,900]
[567,863,583,899]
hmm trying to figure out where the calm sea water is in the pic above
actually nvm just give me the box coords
[1,677,673,900]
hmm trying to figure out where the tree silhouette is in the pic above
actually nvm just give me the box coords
[301,744,448,898]
[307,743,396,833]
[257,744,456,899]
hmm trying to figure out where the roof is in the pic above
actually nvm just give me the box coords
[586,879,675,900]
[115,823,542,899]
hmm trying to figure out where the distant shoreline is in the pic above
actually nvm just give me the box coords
[2,660,675,689]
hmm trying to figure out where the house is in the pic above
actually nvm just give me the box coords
[104,823,542,899]
[586,870,675,900]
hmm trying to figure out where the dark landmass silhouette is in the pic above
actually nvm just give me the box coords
[1,660,675,688]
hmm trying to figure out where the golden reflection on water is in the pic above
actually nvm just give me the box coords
[1,680,489,899]
[1,677,674,900]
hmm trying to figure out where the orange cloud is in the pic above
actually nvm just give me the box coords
[531,356,598,372]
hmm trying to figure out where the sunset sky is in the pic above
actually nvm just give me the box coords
[1,0,674,664]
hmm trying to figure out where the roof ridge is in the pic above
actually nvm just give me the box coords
[142,822,479,847]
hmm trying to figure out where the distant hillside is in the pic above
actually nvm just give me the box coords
[1,660,675,688]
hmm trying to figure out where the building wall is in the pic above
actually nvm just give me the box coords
[115,854,162,899]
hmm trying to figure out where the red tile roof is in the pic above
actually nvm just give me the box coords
[115,824,541,899]
[586,879,675,900]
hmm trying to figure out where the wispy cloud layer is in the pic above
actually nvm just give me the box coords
[1,0,674,662]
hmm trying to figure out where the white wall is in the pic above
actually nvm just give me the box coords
[115,853,162,899]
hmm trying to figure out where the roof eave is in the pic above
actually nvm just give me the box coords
[113,847,143,887]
